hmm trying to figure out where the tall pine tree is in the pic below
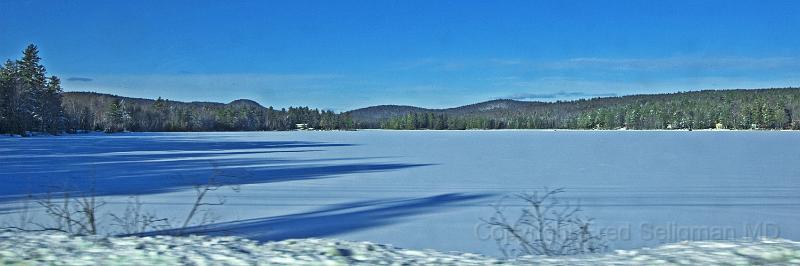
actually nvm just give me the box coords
[18,44,48,133]
[42,76,64,133]
[0,44,65,135]
[0,60,23,134]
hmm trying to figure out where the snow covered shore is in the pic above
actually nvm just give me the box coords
[1,231,799,265]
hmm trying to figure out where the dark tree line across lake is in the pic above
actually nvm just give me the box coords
[2,44,800,135]
[374,89,800,130]
[61,92,356,132]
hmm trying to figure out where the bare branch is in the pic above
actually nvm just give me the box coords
[480,187,606,258]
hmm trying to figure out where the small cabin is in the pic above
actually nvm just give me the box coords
[715,122,725,130]
[295,123,309,130]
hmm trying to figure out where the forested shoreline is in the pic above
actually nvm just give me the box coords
[2,45,800,136]
[61,92,356,132]
[369,89,800,130]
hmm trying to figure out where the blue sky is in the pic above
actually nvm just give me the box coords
[2,0,800,110]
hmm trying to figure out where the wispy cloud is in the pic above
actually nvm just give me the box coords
[392,58,471,71]
[503,91,617,100]
[536,56,800,71]
[394,56,800,74]
[491,75,800,102]
[64,73,340,88]
[66,77,93,82]
[488,58,524,66]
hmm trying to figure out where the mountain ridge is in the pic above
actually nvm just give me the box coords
[347,88,800,129]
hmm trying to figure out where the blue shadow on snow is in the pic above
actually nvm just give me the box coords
[139,193,492,241]
[0,134,431,203]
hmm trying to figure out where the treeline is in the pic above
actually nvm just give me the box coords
[379,89,800,130]
[0,45,65,135]
[62,93,356,132]
[574,90,798,130]
[381,113,561,130]
[0,44,356,135]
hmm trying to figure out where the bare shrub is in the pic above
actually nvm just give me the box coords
[3,189,106,235]
[480,188,606,257]
[2,163,245,236]
[109,196,171,234]
[180,165,243,230]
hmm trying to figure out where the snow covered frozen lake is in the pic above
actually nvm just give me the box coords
[1,130,799,256]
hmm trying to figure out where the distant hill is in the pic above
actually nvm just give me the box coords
[347,99,554,125]
[227,99,265,109]
[346,88,800,130]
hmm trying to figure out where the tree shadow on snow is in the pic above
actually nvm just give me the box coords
[0,135,432,203]
[141,193,491,240]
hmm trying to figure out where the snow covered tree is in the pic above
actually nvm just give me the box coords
[105,100,127,132]
[41,76,65,134]
[18,44,47,133]
[0,60,15,134]
[0,44,65,135]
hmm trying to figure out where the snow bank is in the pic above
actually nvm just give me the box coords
[1,231,799,265]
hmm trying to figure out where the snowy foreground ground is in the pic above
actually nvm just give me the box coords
[1,232,800,265]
